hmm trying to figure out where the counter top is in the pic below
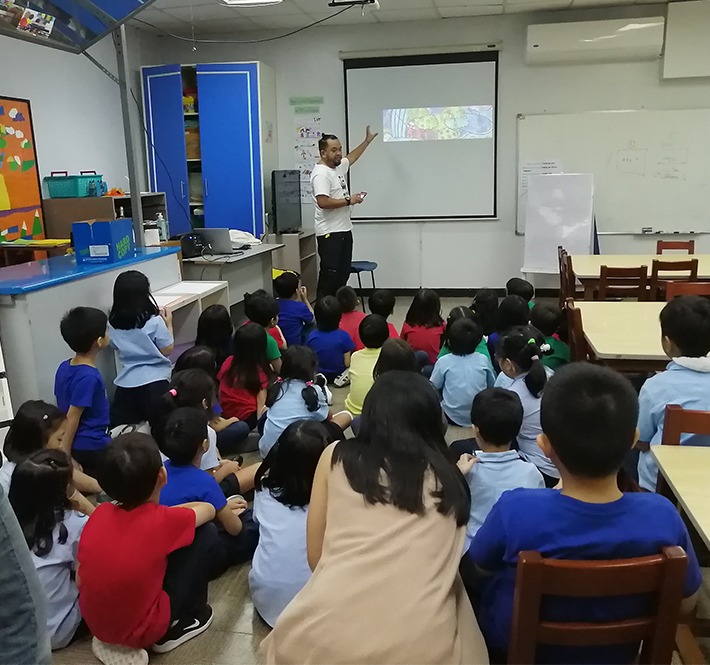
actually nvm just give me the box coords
[181,243,283,265]
[0,247,181,295]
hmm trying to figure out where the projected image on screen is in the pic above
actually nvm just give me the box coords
[383,105,493,142]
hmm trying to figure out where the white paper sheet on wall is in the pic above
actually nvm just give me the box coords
[518,159,564,232]
[294,115,322,204]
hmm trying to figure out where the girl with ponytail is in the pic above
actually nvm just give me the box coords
[259,346,352,458]
[495,325,559,486]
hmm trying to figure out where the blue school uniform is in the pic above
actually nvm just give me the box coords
[430,352,495,427]
[495,369,558,478]
[461,451,544,551]
[278,300,314,346]
[159,460,227,511]
[306,329,355,377]
[637,360,710,491]
[467,489,702,664]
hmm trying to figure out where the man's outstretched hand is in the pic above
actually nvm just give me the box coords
[366,125,379,144]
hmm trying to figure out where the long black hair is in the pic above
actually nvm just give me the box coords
[470,288,499,336]
[4,401,65,464]
[9,449,72,557]
[223,322,271,394]
[440,306,476,351]
[497,325,549,398]
[373,338,419,379]
[255,420,329,508]
[266,346,320,413]
[195,304,233,369]
[332,371,470,525]
[494,295,529,335]
[404,288,444,328]
[173,345,217,380]
[109,270,159,330]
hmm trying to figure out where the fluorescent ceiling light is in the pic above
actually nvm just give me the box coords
[221,0,283,6]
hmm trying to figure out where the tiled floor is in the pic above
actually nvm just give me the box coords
[53,296,710,663]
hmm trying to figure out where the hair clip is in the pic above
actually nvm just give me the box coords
[275,377,283,384]
[527,338,537,346]
[531,355,540,361]
[169,388,178,397]
[306,380,314,387]
[539,343,551,353]
[42,414,48,420]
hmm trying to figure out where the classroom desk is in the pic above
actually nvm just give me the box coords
[182,243,283,310]
[571,254,710,299]
[576,301,668,372]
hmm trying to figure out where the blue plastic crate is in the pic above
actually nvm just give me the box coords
[44,171,104,198]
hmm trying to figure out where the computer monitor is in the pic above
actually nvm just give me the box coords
[271,170,302,234]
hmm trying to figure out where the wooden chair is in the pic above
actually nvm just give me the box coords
[509,547,688,665]
[666,281,710,300]
[650,259,698,301]
[661,404,710,446]
[565,298,591,362]
[598,265,649,301]
[558,246,583,308]
[657,240,695,255]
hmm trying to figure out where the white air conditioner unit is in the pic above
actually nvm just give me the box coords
[526,17,664,65]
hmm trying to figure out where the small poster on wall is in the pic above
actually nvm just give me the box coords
[0,0,22,27]
[17,8,56,38]
[0,96,45,241]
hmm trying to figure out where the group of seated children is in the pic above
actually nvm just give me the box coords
[4,265,710,664]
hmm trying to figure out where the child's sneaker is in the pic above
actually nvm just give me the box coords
[152,604,214,653]
[333,369,350,388]
[92,637,149,665]
[315,373,333,405]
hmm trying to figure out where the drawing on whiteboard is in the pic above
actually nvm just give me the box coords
[383,106,494,142]
[616,149,647,176]
[653,149,688,181]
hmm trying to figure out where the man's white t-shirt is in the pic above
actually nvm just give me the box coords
[310,158,352,236]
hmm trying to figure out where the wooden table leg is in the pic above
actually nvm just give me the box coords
[676,624,705,665]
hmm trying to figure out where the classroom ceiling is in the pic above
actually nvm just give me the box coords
[135,0,666,34]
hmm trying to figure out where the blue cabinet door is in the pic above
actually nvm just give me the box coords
[197,63,263,236]
[142,65,191,236]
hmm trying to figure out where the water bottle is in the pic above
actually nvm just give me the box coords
[156,213,169,241]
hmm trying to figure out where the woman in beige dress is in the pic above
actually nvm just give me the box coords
[262,371,489,665]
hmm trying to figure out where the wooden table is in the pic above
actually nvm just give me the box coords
[0,240,71,266]
[571,254,710,298]
[576,301,668,372]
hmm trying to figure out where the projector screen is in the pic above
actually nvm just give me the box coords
[344,52,498,220]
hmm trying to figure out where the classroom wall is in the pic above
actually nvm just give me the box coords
[139,4,710,289]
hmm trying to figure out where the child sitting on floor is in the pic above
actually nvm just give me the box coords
[530,303,570,371]
[159,408,259,579]
[431,319,495,428]
[439,306,491,361]
[487,295,529,364]
[195,304,233,370]
[455,388,544,547]
[506,277,535,309]
[401,288,445,369]
[470,288,498,337]
[368,290,399,342]
[249,420,329,627]
[465,363,702,665]
[273,272,314,347]
[55,307,111,478]
[259,346,352,457]
[9,449,93,650]
[78,433,216,662]
[637,295,710,491]
[373,338,420,377]
[336,286,366,347]
[244,291,283,373]
[345,315,390,416]
[307,296,355,384]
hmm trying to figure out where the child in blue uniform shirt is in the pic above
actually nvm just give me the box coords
[467,364,702,664]
[54,307,111,477]
[273,272,314,347]
[306,296,354,382]
[430,319,495,427]
[637,295,710,491]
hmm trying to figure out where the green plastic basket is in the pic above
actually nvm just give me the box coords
[44,171,104,198]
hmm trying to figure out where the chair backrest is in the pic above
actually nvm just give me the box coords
[650,259,699,299]
[665,281,710,301]
[558,246,570,308]
[565,298,588,362]
[657,240,695,255]
[509,547,688,665]
[661,404,710,446]
[598,265,649,301]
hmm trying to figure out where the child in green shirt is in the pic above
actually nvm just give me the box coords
[530,303,570,371]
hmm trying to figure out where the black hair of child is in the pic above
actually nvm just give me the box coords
[530,303,563,338]
[506,277,534,303]
[497,325,548,398]
[109,270,159,330]
[373,338,419,378]
[244,291,279,327]
[495,295,529,334]
[359,314,390,349]
[540,363,638,478]
[660,295,710,357]
[404,288,444,328]
[471,388,524,447]
[368,290,396,319]
[60,307,108,354]
[273,272,300,299]
[448,318,483,356]
[173,345,218,379]
[266,345,320,412]
[98,433,163,510]
[161,407,210,467]
[336,286,359,313]
[314,296,342,332]
[4,401,65,464]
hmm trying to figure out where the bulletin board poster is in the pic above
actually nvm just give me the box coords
[0,96,45,241]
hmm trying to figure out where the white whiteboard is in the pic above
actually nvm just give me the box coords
[517,110,710,234]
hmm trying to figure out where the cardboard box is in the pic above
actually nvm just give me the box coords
[72,219,135,265]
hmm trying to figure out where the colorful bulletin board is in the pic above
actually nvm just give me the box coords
[0,96,44,241]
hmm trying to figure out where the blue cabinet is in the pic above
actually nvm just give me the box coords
[142,61,276,238]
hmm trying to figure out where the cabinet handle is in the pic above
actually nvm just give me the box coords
[180,181,185,199]
[204,179,209,197]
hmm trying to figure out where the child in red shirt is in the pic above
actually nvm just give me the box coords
[77,433,216,663]
[400,289,445,367]
[336,286,366,347]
